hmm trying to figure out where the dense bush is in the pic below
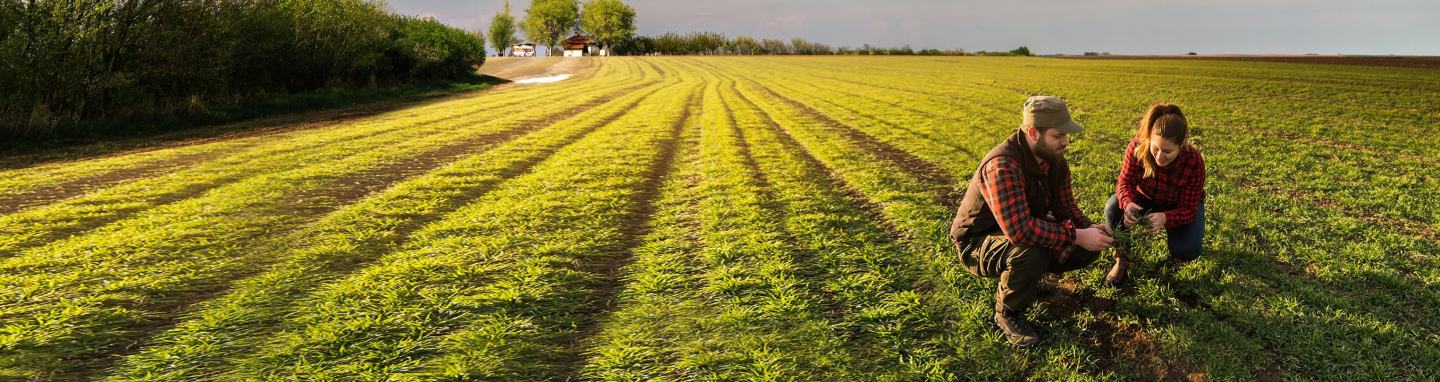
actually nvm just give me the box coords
[0,0,485,138]
[610,31,978,57]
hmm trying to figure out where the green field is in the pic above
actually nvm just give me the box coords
[1,56,1437,381]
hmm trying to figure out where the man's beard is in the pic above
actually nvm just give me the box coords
[1034,135,1065,162]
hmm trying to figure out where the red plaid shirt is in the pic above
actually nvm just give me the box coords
[979,157,1093,253]
[1116,139,1206,228]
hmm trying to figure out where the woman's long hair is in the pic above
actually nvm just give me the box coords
[1134,104,1190,178]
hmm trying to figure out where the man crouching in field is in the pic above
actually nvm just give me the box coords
[950,96,1113,347]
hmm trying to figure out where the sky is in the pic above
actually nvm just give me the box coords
[385,0,1440,55]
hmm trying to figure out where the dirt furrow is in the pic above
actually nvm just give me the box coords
[53,85,654,378]
[551,84,699,381]
[745,81,962,207]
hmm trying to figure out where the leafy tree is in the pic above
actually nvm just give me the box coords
[761,38,787,55]
[521,0,578,56]
[610,35,652,55]
[388,16,486,79]
[731,36,760,55]
[1010,45,1032,56]
[0,0,487,137]
[488,0,518,56]
[579,0,634,55]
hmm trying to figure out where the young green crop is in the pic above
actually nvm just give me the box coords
[0,66,622,202]
[0,62,640,261]
[588,74,868,381]
[699,56,1439,379]
[218,63,697,380]
[0,56,1434,380]
[0,61,651,379]
[718,69,1050,379]
[109,60,668,381]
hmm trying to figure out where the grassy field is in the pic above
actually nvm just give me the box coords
[0,56,1436,381]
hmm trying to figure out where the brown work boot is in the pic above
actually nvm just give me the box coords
[1170,256,1190,268]
[1104,248,1131,287]
[994,311,1039,347]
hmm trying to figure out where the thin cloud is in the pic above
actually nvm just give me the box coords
[386,0,1440,55]
[766,15,807,29]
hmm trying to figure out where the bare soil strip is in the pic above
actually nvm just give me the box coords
[752,75,984,163]
[0,150,225,215]
[0,84,651,262]
[479,57,600,90]
[0,85,553,215]
[0,84,520,170]
[730,84,907,240]
[69,86,651,377]
[552,86,698,381]
[746,82,962,206]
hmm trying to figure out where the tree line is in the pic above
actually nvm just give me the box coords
[487,0,636,57]
[606,32,1030,57]
[1,0,487,138]
[482,1,1014,58]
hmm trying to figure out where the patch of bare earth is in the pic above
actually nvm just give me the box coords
[1042,279,1208,381]
[0,151,222,215]
[0,86,511,170]
[0,79,542,215]
[479,57,600,91]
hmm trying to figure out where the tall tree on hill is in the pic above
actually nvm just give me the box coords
[488,0,518,56]
[579,0,635,56]
[521,0,578,56]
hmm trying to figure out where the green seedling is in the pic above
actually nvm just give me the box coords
[1113,207,1154,248]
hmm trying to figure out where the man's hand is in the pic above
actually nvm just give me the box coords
[1147,212,1167,231]
[1094,223,1113,235]
[1075,227,1113,252]
[1123,203,1144,226]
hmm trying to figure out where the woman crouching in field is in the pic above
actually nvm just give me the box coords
[1103,104,1206,285]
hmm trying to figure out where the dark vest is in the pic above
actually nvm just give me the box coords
[950,130,1071,242]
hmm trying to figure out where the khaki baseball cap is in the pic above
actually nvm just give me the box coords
[1022,96,1084,133]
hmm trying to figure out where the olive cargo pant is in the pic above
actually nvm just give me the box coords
[955,235,1101,314]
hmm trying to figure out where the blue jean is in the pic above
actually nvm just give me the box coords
[1103,194,1204,260]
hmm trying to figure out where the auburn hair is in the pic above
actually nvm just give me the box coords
[1133,104,1189,178]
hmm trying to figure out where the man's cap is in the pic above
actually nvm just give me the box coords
[1022,96,1084,133]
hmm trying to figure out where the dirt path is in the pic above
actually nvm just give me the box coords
[480,57,596,79]
[480,57,599,90]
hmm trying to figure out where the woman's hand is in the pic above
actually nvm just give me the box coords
[1123,203,1144,226]
[1147,212,1167,231]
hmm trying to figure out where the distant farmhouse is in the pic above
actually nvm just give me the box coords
[562,34,604,57]
[510,43,536,57]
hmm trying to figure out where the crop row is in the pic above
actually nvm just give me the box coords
[106,62,681,381]
[0,60,639,201]
[697,57,1438,379]
[584,72,957,380]
[196,62,699,380]
[0,60,651,262]
[0,60,661,378]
